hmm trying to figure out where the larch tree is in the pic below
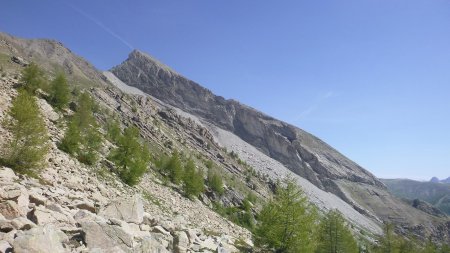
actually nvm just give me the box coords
[49,73,70,109]
[182,159,205,198]
[1,90,48,172]
[316,210,358,253]
[109,126,150,186]
[254,177,318,253]
[21,63,47,94]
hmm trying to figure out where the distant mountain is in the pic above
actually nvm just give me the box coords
[430,177,450,184]
[381,178,450,215]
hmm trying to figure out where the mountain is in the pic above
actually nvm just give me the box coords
[430,177,450,184]
[110,50,450,241]
[0,31,449,251]
[382,178,450,215]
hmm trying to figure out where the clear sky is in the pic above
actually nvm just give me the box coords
[1,0,449,180]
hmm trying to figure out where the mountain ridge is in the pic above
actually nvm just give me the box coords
[110,49,450,241]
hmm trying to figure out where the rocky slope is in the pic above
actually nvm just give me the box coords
[111,50,450,242]
[0,33,263,252]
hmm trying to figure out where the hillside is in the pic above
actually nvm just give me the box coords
[0,31,449,252]
[381,178,450,215]
[111,49,450,240]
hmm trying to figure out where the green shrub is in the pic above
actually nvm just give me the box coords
[49,73,70,109]
[106,117,121,143]
[254,177,318,252]
[59,92,101,165]
[204,159,214,169]
[207,169,224,195]
[109,126,150,186]
[1,90,48,172]
[316,210,358,253]
[163,151,183,184]
[182,159,205,198]
[21,63,48,94]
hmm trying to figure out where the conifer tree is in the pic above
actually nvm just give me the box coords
[182,159,205,198]
[1,90,48,172]
[21,63,47,94]
[164,151,183,184]
[59,92,101,165]
[49,73,70,109]
[254,177,318,253]
[109,126,150,186]
[207,169,224,195]
[106,117,121,143]
[316,210,358,253]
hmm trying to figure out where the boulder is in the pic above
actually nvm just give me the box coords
[99,194,143,224]
[28,205,72,226]
[137,235,170,253]
[29,192,47,206]
[152,225,171,236]
[0,240,12,253]
[11,217,36,230]
[80,221,135,252]
[0,201,21,219]
[174,231,189,253]
[0,185,29,216]
[0,168,18,184]
[12,225,68,253]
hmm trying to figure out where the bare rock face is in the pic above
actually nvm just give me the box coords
[12,225,68,253]
[110,50,382,192]
[99,194,144,224]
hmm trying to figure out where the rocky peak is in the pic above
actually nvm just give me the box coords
[111,49,384,197]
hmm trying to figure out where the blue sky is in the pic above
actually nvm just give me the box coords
[1,0,449,180]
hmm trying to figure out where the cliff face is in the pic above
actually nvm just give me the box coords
[111,50,382,191]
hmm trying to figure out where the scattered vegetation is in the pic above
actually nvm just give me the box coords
[59,92,101,165]
[212,201,255,230]
[207,168,224,195]
[106,117,121,143]
[161,151,183,185]
[0,90,48,173]
[182,159,205,198]
[48,73,70,109]
[20,62,48,94]
[254,177,318,252]
[108,126,151,186]
[316,210,359,253]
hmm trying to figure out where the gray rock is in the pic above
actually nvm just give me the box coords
[29,192,47,206]
[99,194,143,224]
[80,221,135,252]
[0,201,21,219]
[11,217,36,230]
[0,168,17,184]
[137,235,170,253]
[12,225,68,253]
[0,240,12,253]
[10,56,28,67]
[29,205,72,226]
[174,231,189,253]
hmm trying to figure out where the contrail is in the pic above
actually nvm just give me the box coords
[64,3,134,50]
